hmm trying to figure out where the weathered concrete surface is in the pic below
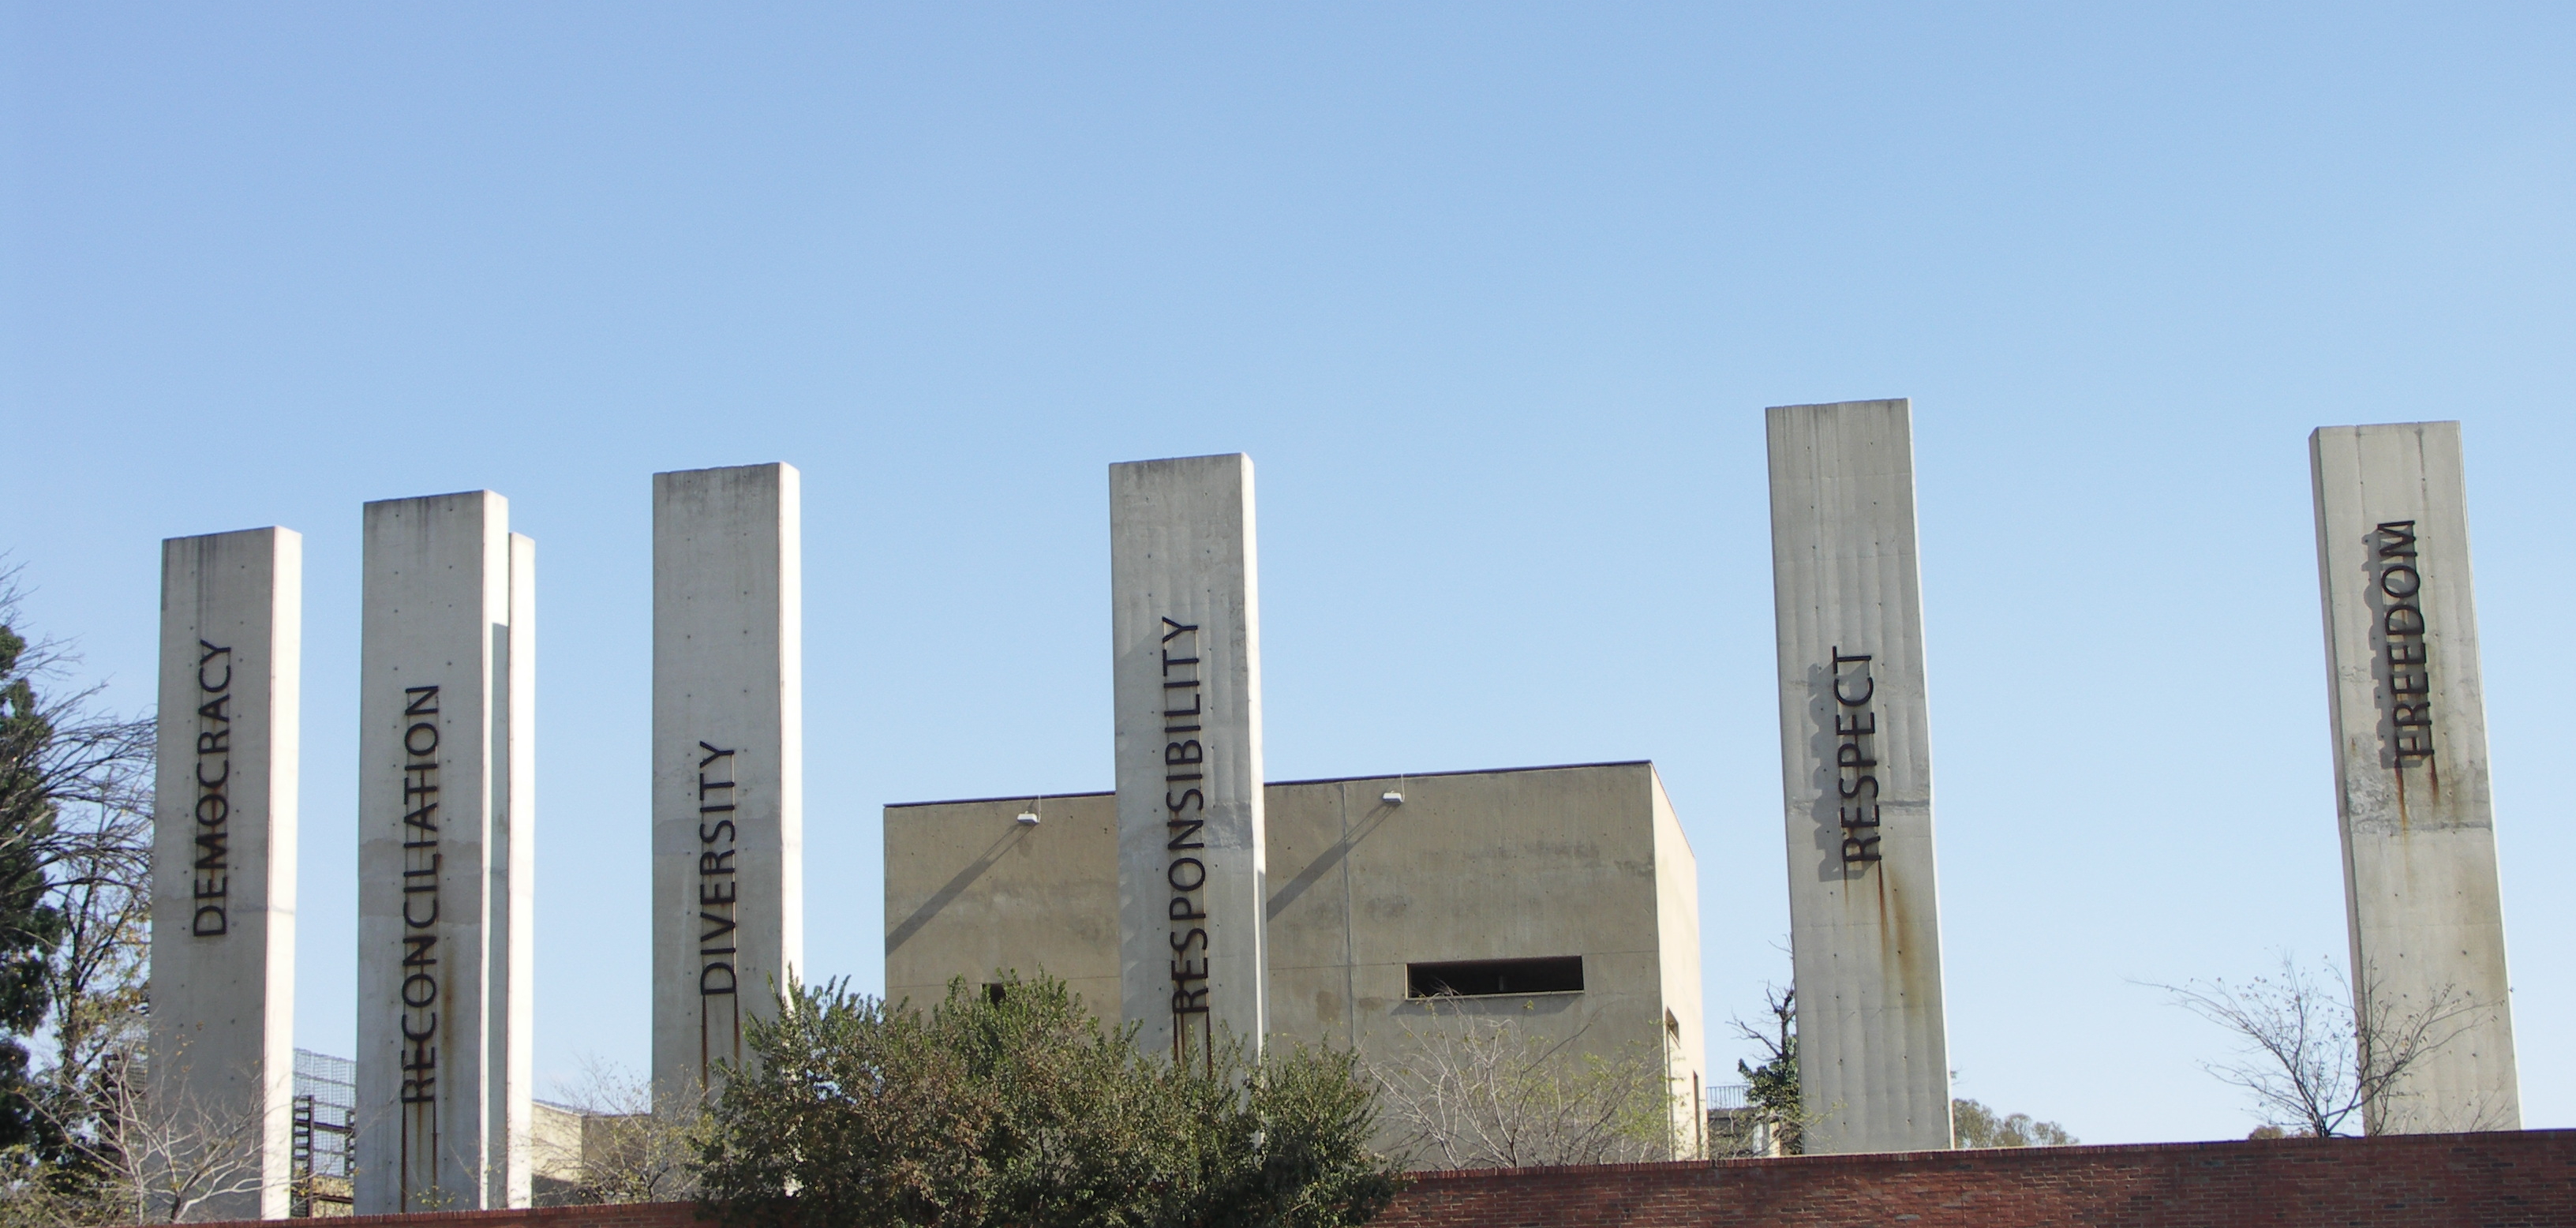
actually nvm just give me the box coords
[1110,455,1267,1066]
[651,463,803,1103]
[356,492,534,1212]
[886,762,1707,1153]
[498,532,535,1206]
[1765,400,1952,1155]
[2308,421,2519,1133]
[151,527,300,1219]
[883,790,1121,1013]
[1262,763,1705,1152]
[1650,778,1708,1151]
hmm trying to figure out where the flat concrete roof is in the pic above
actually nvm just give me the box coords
[885,759,1654,811]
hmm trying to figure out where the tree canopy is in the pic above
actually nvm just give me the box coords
[697,973,1402,1228]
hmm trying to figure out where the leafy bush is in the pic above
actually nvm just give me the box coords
[698,973,1401,1228]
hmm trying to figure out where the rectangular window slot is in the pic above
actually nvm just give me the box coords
[1407,956,1583,998]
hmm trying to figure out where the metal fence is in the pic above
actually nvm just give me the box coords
[290,1049,355,1216]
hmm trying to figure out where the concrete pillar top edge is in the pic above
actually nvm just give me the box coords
[160,525,301,547]
[2310,419,2464,437]
[1109,451,1253,473]
[1764,397,1911,415]
[361,489,509,513]
[653,461,800,481]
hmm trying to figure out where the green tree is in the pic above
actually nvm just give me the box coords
[0,619,69,1152]
[0,572,177,1224]
[1732,986,1801,1155]
[1950,1099,2075,1148]
[698,972,1401,1228]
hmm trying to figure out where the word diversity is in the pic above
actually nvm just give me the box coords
[695,742,745,998]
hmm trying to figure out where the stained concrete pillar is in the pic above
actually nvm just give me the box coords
[2309,421,2519,1133]
[652,463,803,1102]
[1765,399,1953,1154]
[355,492,534,1212]
[1111,454,1267,1067]
[150,527,299,1219]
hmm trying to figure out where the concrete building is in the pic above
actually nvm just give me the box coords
[355,492,535,1212]
[151,526,301,1220]
[1110,454,1268,1068]
[885,761,1707,1151]
[1765,399,1953,1155]
[2308,421,2519,1133]
[651,463,803,1102]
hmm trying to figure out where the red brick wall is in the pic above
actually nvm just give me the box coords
[1380,1129,2576,1227]
[185,1129,2576,1228]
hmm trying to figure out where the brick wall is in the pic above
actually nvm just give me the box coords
[185,1129,2576,1228]
[1380,1129,2576,1227]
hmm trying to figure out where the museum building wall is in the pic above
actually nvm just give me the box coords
[882,760,1709,1149]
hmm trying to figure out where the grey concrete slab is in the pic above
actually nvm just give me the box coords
[651,464,803,1103]
[495,532,534,1207]
[2309,421,2519,1133]
[1110,455,1267,1066]
[150,526,300,1219]
[1765,399,1953,1154]
[354,492,532,1212]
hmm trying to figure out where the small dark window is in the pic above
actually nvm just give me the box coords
[983,983,1008,1005]
[1407,956,1584,998]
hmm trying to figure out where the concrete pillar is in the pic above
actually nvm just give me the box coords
[2309,421,2520,1133]
[354,492,534,1212]
[150,527,299,1219]
[651,463,803,1103]
[1765,400,1953,1154]
[1111,454,1267,1068]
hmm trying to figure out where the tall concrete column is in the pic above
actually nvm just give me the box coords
[2309,421,2519,1133]
[1111,454,1267,1068]
[355,492,534,1212]
[1765,399,1953,1154]
[150,527,300,1219]
[652,463,803,1102]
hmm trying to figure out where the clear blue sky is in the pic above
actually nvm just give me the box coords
[5,4,2570,1145]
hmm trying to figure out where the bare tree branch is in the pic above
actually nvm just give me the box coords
[2151,953,2496,1137]
[1368,998,1676,1170]
[535,1058,706,1205]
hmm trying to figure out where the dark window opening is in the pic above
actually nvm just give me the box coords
[983,983,1007,1005]
[1407,956,1584,998]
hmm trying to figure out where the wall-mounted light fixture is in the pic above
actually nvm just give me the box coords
[1381,792,1404,805]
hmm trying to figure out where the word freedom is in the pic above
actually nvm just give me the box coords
[2373,520,2437,762]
